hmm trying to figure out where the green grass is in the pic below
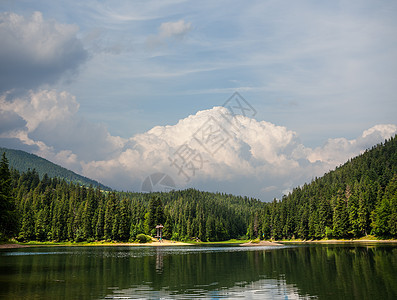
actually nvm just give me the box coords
[277,236,397,243]
[186,239,251,245]
[357,235,379,240]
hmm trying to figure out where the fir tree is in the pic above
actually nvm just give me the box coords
[333,195,349,238]
[0,152,18,240]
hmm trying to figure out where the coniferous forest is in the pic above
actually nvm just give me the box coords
[0,157,261,242]
[248,135,397,240]
[0,135,396,242]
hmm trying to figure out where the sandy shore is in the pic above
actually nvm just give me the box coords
[0,239,190,249]
[129,239,190,246]
[239,240,282,246]
[84,240,191,247]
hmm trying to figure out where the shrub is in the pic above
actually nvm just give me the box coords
[136,234,152,243]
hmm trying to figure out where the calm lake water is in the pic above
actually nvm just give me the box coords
[0,243,396,299]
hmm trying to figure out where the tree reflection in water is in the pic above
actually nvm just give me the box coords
[0,244,396,299]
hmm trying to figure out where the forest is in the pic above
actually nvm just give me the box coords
[248,135,397,240]
[0,157,261,242]
[0,135,396,242]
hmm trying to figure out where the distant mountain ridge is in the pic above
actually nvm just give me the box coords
[0,147,111,190]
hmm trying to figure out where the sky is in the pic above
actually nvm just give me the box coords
[0,0,396,200]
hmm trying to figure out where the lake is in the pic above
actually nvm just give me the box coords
[0,243,396,299]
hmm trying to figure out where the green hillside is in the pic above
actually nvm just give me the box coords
[0,147,111,190]
[250,135,397,240]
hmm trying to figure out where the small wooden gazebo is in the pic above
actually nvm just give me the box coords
[155,224,164,241]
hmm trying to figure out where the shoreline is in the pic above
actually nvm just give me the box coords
[2,238,397,249]
[278,239,397,244]
[0,239,191,249]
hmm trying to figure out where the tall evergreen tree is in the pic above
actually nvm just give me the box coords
[385,175,397,237]
[371,197,390,237]
[104,193,116,240]
[348,187,360,237]
[0,152,17,240]
[357,185,370,236]
[145,196,165,235]
[333,195,349,238]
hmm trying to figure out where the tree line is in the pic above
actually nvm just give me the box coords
[0,155,261,242]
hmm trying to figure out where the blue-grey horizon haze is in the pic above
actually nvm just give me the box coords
[0,0,396,200]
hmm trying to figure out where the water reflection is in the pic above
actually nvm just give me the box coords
[0,244,396,299]
[102,278,306,300]
[155,247,163,274]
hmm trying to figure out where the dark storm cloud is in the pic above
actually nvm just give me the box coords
[0,11,88,92]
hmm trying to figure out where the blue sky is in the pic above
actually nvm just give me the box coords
[0,0,396,200]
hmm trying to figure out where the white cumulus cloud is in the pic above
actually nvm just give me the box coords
[0,90,126,168]
[0,90,79,132]
[1,93,396,200]
[308,124,397,166]
[78,106,396,199]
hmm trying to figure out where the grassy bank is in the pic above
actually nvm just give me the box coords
[277,235,397,244]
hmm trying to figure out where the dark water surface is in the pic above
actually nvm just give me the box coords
[0,243,396,299]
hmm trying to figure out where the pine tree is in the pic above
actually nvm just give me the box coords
[35,209,47,241]
[333,195,349,238]
[118,198,130,241]
[348,188,360,237]
[0,152,18,240]
[145,196,165,235]
[82,200,92,240]
[357,186,370,236]
[104,193,116,240]
[18,195,34,241]
[317,197,331,239]
[298,206,309,240]
[205,216,213,242]
[95,204,105,240]
[371,197,390,237]
[387,176,397,237]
